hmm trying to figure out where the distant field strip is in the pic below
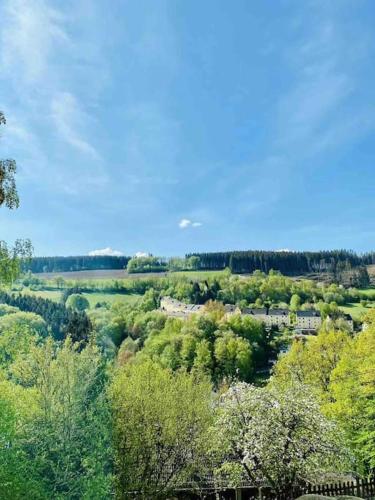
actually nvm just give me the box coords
[33,269,226,280]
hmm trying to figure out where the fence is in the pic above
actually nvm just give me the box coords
[176,476,375,499]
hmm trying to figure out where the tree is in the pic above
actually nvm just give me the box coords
[329,322,375,473]
[0,311,47,338]
[0,323,39,369]
[110,360,212,498]
[0,240,33,286]
[0,111,32,285]
[273,330,351,405]
[13,338,113,498]
[0,112,19,209]
[0,378,46,499]
[290,293,301,311]
[214,331,253,382]
[210,382,347,497]
[65,293,90,311]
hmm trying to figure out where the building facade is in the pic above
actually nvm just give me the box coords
[296,310,322,331]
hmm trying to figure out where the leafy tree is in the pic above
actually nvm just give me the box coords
[0,112,32,285]
[0,304,19,316]
[290,293,301,311]
[13,338,113,498]
[214,331,253,382]
[65,293,90,311]
[329,323,375,472]
[273,330,351,405]
[0,379,46,499]
[127,256,167,273]
[0,112,19,209]
[210,382,348,497]
[110,359,212,498]
[0,311,47,338]
[0,240,33,286]
[0,323,39,369]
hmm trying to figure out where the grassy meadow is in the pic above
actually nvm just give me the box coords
[20,287,142,308]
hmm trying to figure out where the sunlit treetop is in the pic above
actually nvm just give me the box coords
[0,111,19,209]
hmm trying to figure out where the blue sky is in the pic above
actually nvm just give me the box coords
[1,0,374,257]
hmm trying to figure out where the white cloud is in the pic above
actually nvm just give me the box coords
[88,247,123,257]
[51,92,99,158]
[134,251,150,258]
[178,218,203,229]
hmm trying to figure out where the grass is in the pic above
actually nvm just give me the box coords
[81,292,141,308]
[169,270,227,279]
[19,288,142,308]
[339,302,374,320]
[357,287,375,298]
[21,288,62,302]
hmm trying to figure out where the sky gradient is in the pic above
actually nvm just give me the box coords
[1,0,374,257]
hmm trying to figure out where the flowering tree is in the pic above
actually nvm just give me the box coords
[211,382,348,496]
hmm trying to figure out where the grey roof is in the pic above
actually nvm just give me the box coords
[296,310,321,317]
[224,304,238,312]
[268,308,289,316]
[243,308,267,315]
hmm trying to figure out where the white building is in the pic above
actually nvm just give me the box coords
[296,310,322,331]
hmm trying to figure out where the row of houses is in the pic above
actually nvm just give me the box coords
[160,297,353,332]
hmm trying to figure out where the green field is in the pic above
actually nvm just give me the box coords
[357,287,375,298]
[21,288,141,308]
[22,288,62,302]
[339,302,374,320]
[82,292,141,308]
[169,270,226,279]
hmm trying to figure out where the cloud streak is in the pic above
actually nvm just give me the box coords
[179,219,202,229]
[88,247,123,257]
[51,92,99,158]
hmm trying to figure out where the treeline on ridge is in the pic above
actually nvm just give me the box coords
[21,250,375,277]
[187,249,375,274]
[23,255,131,273]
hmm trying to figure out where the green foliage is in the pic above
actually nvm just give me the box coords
[0,240,33,286]
[12,338,113,498]
[127,255,167,273]
[110,359,212,498]
[0,112,19,209]
[329,323,375,473]
[66,292,90,311]
[140,312,264,384]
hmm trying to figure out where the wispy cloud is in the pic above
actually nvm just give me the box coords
[179,219,202,229]
[1,0,68,84]
[88,247,123,257]
[0,0,107,197]
[51,92,99,158]
[134,251,150,258]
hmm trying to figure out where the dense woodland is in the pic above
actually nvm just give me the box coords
[187,249,375,275]
[23,255,131,273]
[21,251,375,287]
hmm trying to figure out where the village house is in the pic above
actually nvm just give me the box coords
[160,296,204,319]
[160,297,352,333]
[296,310,322,331]
[266,308,290,328]
[242,307,268,322]
[343,313,354,332]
